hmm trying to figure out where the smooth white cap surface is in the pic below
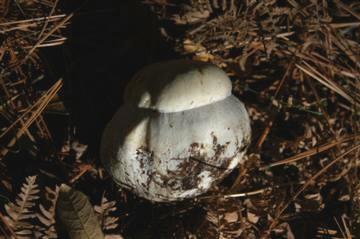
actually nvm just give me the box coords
[124,60,232,113]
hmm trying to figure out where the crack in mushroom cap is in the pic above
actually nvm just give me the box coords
[124,60,232,113]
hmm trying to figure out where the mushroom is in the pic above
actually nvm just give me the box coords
[101,60,251,202]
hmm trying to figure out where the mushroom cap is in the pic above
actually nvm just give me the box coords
[124,60,232,113]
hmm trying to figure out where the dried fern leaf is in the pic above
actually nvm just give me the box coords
[94,195,119,232]
[56,184,104,239]
[3,175,39,238]
[36,186,59,238]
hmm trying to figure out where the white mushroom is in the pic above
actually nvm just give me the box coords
[101,60,251,202]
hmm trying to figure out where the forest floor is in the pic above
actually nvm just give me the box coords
[0,0,359,238]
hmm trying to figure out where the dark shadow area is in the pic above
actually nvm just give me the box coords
[41,0,177,148]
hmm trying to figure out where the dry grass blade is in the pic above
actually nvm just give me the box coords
[334,216,353,239]
[341,215,353,239]
[317,216,354,239]
[199,187,270,200]
[262,136,356,169]
[0,14,66,33]
[37,0,60,40]
[316,226,342,239]
[22,13,73,63]
[0,0,71,162]
[296,63,355,104]
[328,26,360,70]
[0,79,63,159]
[334,0,360,21]
[330,22,360,28]
[269,144,360,232]
[0,14,66,26]
[0,84,54,139]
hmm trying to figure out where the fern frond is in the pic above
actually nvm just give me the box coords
[35,186,59,239]
[94,195,119,232]
[4,175,39,238]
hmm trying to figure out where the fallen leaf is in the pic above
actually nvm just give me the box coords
[56,184,104,239]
